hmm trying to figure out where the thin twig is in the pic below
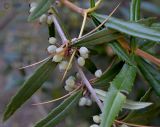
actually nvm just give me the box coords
[118,37,160,67]
[19,56,51,69]
[76,63,103,111]
[115,120,155,127]
[83,2,121,37]
[32,86,80,106]
[60,0,85,16]
[51,15,68,43]
[78,12,87,38]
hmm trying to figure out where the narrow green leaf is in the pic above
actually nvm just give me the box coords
[84,58,97,74]
[100,64,137,127]
[124,104,160,124]
[100,90,126,127]
[137,58,160,96]
[92,13,160,43]
[123,100,152,110]
[72,29,121,47]
[108,42,133,65]
[90,0,95,8]
[111,64,137,94]
[123,88,152,121]
[3,60,57,121]
[34,91,82,127]
[130,0,141,21]
[94,62,124,86]
[28,0,53,21]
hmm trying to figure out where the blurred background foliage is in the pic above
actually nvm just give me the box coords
[0,0,160,127]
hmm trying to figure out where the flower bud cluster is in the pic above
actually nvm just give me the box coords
[64,76,76,92]
[77,47,89,67]
[78,97,92,107]
[29,1,55,24]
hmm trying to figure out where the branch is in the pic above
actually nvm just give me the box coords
[76,63,103,111]
[51,14,68,43]
[118,37,160,67]
[60,0,85,16]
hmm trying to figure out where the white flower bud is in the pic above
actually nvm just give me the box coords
[77,57,85,66]
[30,2,37,8]
[56,47,64,53]
[49,37,57,44]
[47,45,57,54]
[68,76,76,81]
[79,97,87,107]
[59,61,69,71]
[86,98,92,106]
[93,115,101,124]
[81,53,89,59]
[29,6,36,13]
[79,47,89,55]
[39,14,47,23]
[95,69,102,78]
[90,124,99,127]
[52,55,63,62]
[65,77,75,88]
[64,85,73,92]
[47,15,53,25]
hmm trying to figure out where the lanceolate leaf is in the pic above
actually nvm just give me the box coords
[100,90,126,127]
[123,100,152,110]
[28,0,53,21]
[72,29,121,47]
[111,64,137,94]
[109,42,133,65]
[100,64,137,127]
[137,58,160,96]
[34,91,82,127]
[3,59,57,121]
[92,13,160,43]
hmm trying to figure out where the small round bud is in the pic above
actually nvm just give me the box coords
[79,97,87,107]
[77,57,85,66]
[65,77,75,88]
[56,47,64,53]
[86,98,92,106]
[52,55,63,62]
[30,2,37,8]
[93,115,101,124]
[47,15,53,25]
[39,14,47,23]
[90,124,99,127]
[81,53,89,59]
[49,37,57,44]
[79,47,89,55]
[76,72,81,79]
[29,6,36,13]
[59,61,69,71]
[95,69,102,78]
[47,45,57,54]
[64,85,73,92]
[68,76,76,81]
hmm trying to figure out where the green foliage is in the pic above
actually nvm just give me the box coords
[34,91,82,127]
[3,60,57,121]
[137,58,160,96]
[100,64,137,127]
[72,29,121,47]
[28,0,53,21]
[92,13,160,43]
[3,0,160,127]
